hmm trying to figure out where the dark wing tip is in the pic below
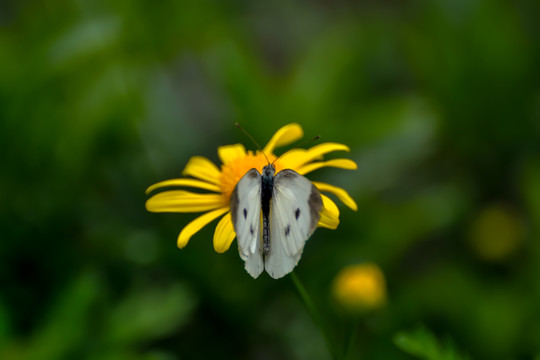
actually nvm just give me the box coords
[309,184,323,231]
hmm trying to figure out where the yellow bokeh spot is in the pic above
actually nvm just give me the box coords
[332,263,386,313]
[469,204,524,262]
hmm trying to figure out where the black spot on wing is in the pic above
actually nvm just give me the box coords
[243,208,248,219]
[250,224,254,235]
[295,208,300,220]
[285,225,290,236]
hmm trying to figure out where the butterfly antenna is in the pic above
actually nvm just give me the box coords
[235,123,270,164]
[271,135,321,165]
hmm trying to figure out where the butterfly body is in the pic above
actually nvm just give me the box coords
[230,164,323,279]
[261,165,275,255]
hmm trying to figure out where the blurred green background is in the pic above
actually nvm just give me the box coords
[1,0,540,359]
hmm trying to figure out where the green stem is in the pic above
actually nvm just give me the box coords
[342,319,358,360]
[290,271,338,360]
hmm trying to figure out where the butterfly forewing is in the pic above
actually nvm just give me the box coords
[230,168,264,278]
[265,169,323,279]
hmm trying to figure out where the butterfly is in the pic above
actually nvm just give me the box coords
[230,163,323,279]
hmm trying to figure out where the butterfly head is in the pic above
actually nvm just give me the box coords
[262,164,275,177]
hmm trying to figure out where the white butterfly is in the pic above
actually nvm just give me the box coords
[230,164,323,279]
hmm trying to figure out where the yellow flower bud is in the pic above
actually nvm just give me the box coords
[332,263,387,313]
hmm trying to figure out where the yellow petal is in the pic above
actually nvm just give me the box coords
[146,190,226,213]
[280,142,350,169]
[182,156,221,184]
[213,213,236,253]
[177,208,229,248]
[263,123,304,154]
[318,195,340,229]
[313,181,358,211]
[145,178,221,194]
[218,144,247,165]
[297,159,357,175]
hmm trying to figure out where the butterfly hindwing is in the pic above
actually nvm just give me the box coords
[265,169,323,279]
[230,168,264,278]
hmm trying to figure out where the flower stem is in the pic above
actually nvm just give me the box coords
[290,271,338,360]
[342,319,358,359]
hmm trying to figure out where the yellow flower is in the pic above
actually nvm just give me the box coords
[332,263,387,312]
[145,123,357,253]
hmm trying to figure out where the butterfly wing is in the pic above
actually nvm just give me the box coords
[230,168,264,278]
[264,169,323,279]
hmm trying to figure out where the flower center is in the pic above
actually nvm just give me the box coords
[219,151,280,204]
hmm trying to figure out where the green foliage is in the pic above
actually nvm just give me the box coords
[394,327,468,360]
[1,0,540,358]
[0,272,195,360]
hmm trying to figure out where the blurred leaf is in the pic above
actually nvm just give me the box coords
[394,327,468,360]
[48,16,121,67]
[25,272,101,360]
[105,282,197,346]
